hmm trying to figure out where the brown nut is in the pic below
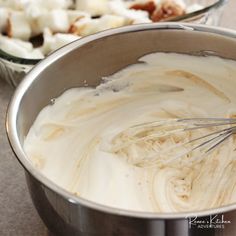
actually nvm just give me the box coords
[151,1,185,22]
[130,1,156,16]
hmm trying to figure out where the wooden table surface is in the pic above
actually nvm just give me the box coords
[0,1,236,235]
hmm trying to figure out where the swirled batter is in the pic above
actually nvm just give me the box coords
[24,53,236,212]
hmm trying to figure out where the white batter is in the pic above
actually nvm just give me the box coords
[24,53,236,212]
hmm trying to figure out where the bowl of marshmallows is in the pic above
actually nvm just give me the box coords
[0,0,227,86]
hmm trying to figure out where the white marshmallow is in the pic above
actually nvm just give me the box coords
[37,9,70,33]
[0,35,44,59]
[70,14,128,36]
[7,11,31,40]
[75,0,109,16]
[67,10,90,24]
[36,0,73,10]
[24,4,46,36]
[40,28,80,55]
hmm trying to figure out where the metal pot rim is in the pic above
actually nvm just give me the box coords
[6,22,236,220]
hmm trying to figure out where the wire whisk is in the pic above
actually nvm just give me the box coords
[108,118,236,167]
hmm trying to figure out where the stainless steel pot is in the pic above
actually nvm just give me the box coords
[6,23,236,236]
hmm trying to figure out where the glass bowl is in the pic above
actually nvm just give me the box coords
[0,0,228,87]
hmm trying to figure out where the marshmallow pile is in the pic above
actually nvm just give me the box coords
[0,0,202,59]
